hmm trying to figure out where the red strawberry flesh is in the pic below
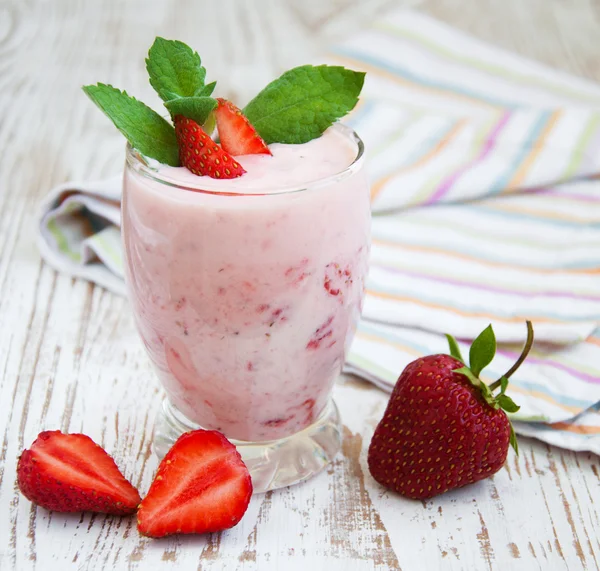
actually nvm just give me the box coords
[215,98,271,157]
[17,431,141,514]
[137,429,252,537]
[174,115,246,179]
[368,355,510,500]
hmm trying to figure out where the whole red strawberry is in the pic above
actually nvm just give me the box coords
[368,322,533,500]
[17,431,141,514]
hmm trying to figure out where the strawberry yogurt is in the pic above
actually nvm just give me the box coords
[122,124,370,442]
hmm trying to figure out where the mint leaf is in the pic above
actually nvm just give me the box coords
[445,334,464,363]
[82,83,179,166]
[497,394,520,413]
[165,97,217,126]
[146,37,206,102]
[197,81,216,97]
[469,324,496,378]
[244,65,365,144]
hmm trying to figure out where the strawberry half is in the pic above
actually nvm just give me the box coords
[215,98,271,156]
[137,430,252,538]
[174,115,246,179]
[368,322,533,500]
[17,431,141,514]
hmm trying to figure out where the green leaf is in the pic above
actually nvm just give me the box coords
[497,394,520,413]
[244,65,365,144]
[454,366,500,408]
[164,97,217,126]
[453,366,481,387]
[469,324,496,378]
[500,376,509,395]
[445,334,464,363]
[509,423,519,455]
[197,81,216,97]
[479,381,493,401]
[146,37,206,102]
[203,111,216,137]
[82,83,179,166]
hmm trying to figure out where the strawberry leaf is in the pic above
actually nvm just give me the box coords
[500,376,509,395]
[479,381,493,401]
[509,423,519,455]
[469,324,496,378]
[244,65,365,144]
[146,37,206,102]
[453,366,481,387]
[445,334,464,363]
[454,365,499,407]
[82,83,179,166]
[497,394,520,413]
[164,97,217,126]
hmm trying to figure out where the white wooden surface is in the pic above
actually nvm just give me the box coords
[1,0,600,569]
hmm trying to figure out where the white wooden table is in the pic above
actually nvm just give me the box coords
[1,0,599,569]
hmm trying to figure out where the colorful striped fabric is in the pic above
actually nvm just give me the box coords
[337,10,600,454]
[37,10,600,454]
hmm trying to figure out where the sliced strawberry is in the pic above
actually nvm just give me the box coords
[215,98,272,156]
[17,431,141,514]
[137,430,252,538]
[174,115,246,179]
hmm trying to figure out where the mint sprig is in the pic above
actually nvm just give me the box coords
[446,321,535,454]
[84,40,365,166]
[146,38,208,101]
[146,37,218,128]
[244,65,365,144]
[82,84,179,166]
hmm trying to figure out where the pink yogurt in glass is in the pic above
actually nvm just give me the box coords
[122,125,370,442]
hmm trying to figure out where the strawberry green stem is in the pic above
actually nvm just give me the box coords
[489,321,534,391]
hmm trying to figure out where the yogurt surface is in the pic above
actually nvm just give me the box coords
[153,125,359,192]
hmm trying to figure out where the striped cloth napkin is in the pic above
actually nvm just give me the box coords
[38,10,600,454]
[335,10,600,454]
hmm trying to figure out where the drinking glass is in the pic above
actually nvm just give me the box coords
[122,125,370,492]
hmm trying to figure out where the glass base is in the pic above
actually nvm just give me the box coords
[152,398,343,493]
